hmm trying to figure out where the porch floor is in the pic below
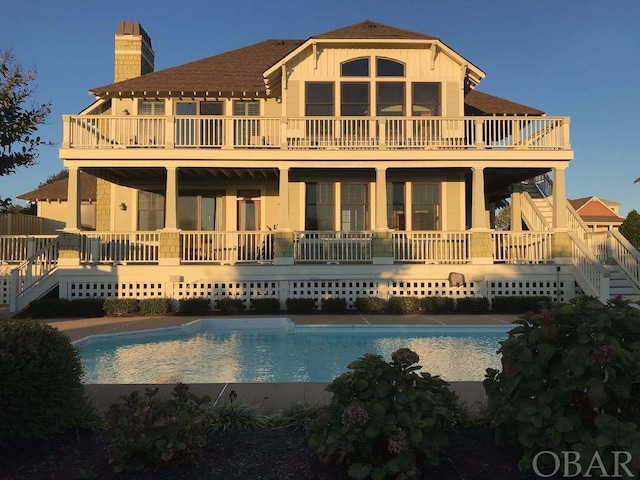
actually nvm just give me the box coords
[30,312,520,414]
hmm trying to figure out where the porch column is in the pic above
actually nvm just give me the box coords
[471,166,488,229]
[375,167,388,230]
[278,166,290,230]
[552,167,568,230]
[64,166,81,232]
[164,166,178,230]
[510,184,522,231]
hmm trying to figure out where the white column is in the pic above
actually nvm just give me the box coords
[278,167,290,230]
[552,167,568,229]
[64,166,81,231]
[510,184,522,232]
[164,166,178,230]
[471,166,487,229]
[375,167,388,230]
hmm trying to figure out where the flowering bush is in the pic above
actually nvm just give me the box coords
[484,296,640,475]
[309,348,461,479]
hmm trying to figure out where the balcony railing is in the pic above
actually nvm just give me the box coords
[79,232,160,264]
[181,231,273,263]
[392,231,471,263]
[64,115,570,151]
[492,232,553,264]
[293,231,373,263]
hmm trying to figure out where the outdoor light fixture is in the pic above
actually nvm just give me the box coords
[119,203,127,211]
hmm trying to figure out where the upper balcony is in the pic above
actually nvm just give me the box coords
[62,115,570,152]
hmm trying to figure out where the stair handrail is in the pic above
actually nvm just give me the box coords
[520,191,551,231]
[608,230,640,291]
[9,237,60,311]
[568,231,610,303]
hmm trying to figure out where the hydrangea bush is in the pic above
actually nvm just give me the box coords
[309,348,461,479]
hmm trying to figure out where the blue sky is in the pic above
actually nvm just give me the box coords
[1,0,639,215]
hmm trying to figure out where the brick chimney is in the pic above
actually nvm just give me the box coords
[114,21,154,82]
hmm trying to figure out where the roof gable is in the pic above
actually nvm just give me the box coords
[312,20,438,40]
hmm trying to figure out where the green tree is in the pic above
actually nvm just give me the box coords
[38,168,68,187]
[494,206,511,230]
[1,49,51,202]
[619,209,640,249]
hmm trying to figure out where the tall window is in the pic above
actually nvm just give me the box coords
[341,183,369,231]
[412,183,440,230]
[138,191,164,230]
[178,193,224,230]
[233,101,259,145]
[376,83,405,116]
[200,101,224,146]
[305,83,334,116]
[306,183,334,230]
[137,101,165,145]
[341,83,369,116]
[412,83,441,116]
[341,58,369,77]
[387,182,405,230]
[176,102,197,145]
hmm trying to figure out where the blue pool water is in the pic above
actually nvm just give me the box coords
[75,319,512,384]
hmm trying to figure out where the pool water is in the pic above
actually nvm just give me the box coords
[76,320,511,384]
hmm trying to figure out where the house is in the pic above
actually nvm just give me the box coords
[17,172,98,232]
[3,20,640,311]
[568,196,624,231]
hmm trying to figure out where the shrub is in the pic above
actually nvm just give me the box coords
[139,298,172,316]
[321,297,346,313]
[205,399,269,433]
[250,297,281,314]
[455,296,489,314]
[388,296,422,314]
[215,297,245,315]
[270,400,323,433]
[70,298,106,317]
[28,297,105,318]
[490,295,551,314]
[309,348,461,479]
[484,296,640,475]
[354,296,388,314]
[178,297,210,315]
[103,298,139,316]
[0,321,87,446]
[106,384,211,473]
[286,298,317,314]
[422,296,455,314]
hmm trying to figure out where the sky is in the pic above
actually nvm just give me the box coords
[1,0,639,216]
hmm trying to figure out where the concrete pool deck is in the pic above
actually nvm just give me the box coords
[39,312,520,414]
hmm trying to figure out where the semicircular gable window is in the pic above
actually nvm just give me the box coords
[341,58,369,77]
[377,58,404,77]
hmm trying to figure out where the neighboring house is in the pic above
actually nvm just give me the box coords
[569,196,624,231]
[2,20,640,311]
[17,172,98,232]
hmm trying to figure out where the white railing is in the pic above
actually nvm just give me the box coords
[392,231,471,263]
[293,231,372,263]
[10,237,59,311]
[79,232,159,263]
[521,194,550,232]
[65,115,569,151]
[492,232,553,264]
[586,230,640,291]
[181,231,273,263]
[0,235,58,263]
[569,232,610,303]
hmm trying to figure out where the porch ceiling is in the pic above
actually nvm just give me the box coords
[484,167,551,203]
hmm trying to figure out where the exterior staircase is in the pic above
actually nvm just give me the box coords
[605,263,640,303]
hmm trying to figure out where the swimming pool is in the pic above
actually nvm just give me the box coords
[74,318,512,384]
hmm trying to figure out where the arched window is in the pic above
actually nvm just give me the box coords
[376,58,404,77]
[341,58,369,77]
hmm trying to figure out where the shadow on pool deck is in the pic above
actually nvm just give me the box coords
[46,313,518,414]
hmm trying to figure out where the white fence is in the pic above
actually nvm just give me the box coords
[492,232,553,264]
[181,231,273,263]
[0,214,43,235]
[392,231,471,263]
[293,231,373,263]
[79,232,160,264]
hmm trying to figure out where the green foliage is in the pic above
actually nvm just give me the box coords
[619,209,640,249]
[388,296,422,314]
[321,297,347,313]
[270,401,324,433]
[139,298,172,316]
[455,297,489,314]
[286,298,317,314]
[0,321,87,445]
[177,297,210,315]
[354,297,388,314]
[38,168,69,187]
[27,297,105,318]
[309,348,461,479]
[205,399,270,433]
[484,296,640,475]
[0,50,52,183]
[490,295,551,314]
[106,384,212,473]
[103,298,139,316]
[215,297,245,315]
[422,296,455,314]
[250,297,281,314]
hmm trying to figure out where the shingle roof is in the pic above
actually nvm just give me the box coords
[313,20,438,40]
[18,172,97,202]
[464,90,544,115]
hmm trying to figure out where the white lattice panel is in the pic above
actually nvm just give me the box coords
[287,280,380,309]
[0,275,10,305]
[67,281,165,298]
[388,280,478,298]
[488,279,567,303]
[176,281,279,309]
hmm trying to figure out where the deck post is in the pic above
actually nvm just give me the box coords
[64,167,81,232]
[374,167,388,231]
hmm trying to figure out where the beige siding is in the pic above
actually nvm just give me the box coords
[444,174,465,230]
[289,182,303,230]
[286,80,301,117]
[263,98,282,117]
[444,81,462,117]
[96,178,111,231]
